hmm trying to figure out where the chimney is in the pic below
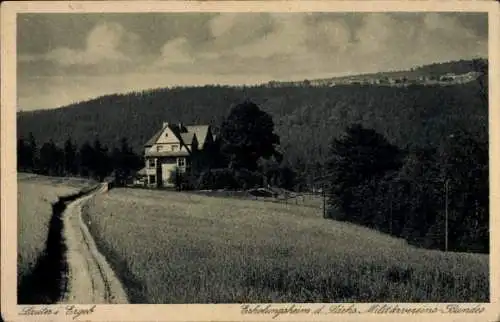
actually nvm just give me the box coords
[163,122,169,128]
[178,122,184,132]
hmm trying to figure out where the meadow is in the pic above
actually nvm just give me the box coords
[84,187,489,303]
[17,173,97,301]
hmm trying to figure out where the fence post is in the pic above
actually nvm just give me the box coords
[445,179,449,252]
[323,187,327,218]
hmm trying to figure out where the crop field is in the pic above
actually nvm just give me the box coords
[17,174,97,289]
[84,187,489,303]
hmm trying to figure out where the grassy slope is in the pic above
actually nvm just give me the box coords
[17,173,97,285]
[84,188,489,303]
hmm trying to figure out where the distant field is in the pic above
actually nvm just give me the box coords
[17,173,97,287]
[84,188,489,303]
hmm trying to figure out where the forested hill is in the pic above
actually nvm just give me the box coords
[17,60,488,177]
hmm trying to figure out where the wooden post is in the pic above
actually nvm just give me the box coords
[323,186,327,218]
[445,179,449,252]
[389,182,393,235]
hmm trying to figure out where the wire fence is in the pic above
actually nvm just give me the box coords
[185,189,325,209]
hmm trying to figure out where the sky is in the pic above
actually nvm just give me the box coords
[17,12,487,111]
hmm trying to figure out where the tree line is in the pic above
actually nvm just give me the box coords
[17,98,489,254]
[182,100,489,254]
[168,100,298,191]
[326,124,488,254]
[17,134,143,185]
[17,79,487,189]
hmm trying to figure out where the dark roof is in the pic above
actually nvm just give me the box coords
[180,133,196,151]
[186,125,210,148]
[144,122,211,149]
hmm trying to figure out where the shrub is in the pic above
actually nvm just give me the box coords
[168,168,196,191]
[196,168,264,190]
[197,168,239,190]
[233,169,263,189]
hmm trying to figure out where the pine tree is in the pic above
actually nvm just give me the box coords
[326,124,403,216]
[17,138,27,171]
[63,137,78,175]
[39,140,60,176]
[79,141,94,178]
[27,132,38,172]
[92,138,111,181]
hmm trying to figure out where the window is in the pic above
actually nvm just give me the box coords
[149,175,156,185]
[157,145,163,152]
[177,158,185,167]
[171,144,179,151]
[148,159,156,168]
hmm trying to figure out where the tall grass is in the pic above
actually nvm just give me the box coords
[18,182,76,281]
[17,174,97,302]
[84,188,489,303]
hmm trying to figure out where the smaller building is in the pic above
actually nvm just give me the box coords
[143,122,214,188]
[133,167,147,186]
[440,73,457,81]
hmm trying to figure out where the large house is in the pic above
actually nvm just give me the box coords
[142,122,214,187]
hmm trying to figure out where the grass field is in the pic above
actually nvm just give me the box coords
[84,187,489,303]
[17,173,97,288]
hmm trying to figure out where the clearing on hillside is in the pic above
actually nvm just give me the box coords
[85,187,488,303]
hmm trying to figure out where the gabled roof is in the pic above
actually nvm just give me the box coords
[144,122,211,151]
[144,123,169,147]
[180,132,196,151]
[186,125,210,148]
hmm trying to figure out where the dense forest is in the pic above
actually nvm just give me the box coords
[17,135,143,185]
[17,59,489,253]
[17,83,487,185]
[326,123,488,254]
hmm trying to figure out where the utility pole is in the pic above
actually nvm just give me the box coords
[445,179,449,252]
[389,182,393,235]
[322,183,327,218]
[312,173,334,219]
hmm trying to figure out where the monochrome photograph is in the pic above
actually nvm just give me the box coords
[6,2,493,313]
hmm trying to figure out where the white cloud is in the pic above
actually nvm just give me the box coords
[155,37,194,67]
[17,13,488,111]
[232,14,309,59]
[311,20,351,54]
[44,22,136,66]
[209,13,273,44]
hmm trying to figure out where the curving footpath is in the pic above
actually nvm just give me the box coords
[59,183,129,304]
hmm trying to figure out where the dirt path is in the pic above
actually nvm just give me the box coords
[59,184,129,304]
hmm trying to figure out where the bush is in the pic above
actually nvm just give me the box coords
[197,169,239,190]
[168,168,197,191]
[196,168,264,190]
[233,169,263,190]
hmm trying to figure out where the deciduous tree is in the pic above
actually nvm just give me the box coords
[219,100,280,171]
